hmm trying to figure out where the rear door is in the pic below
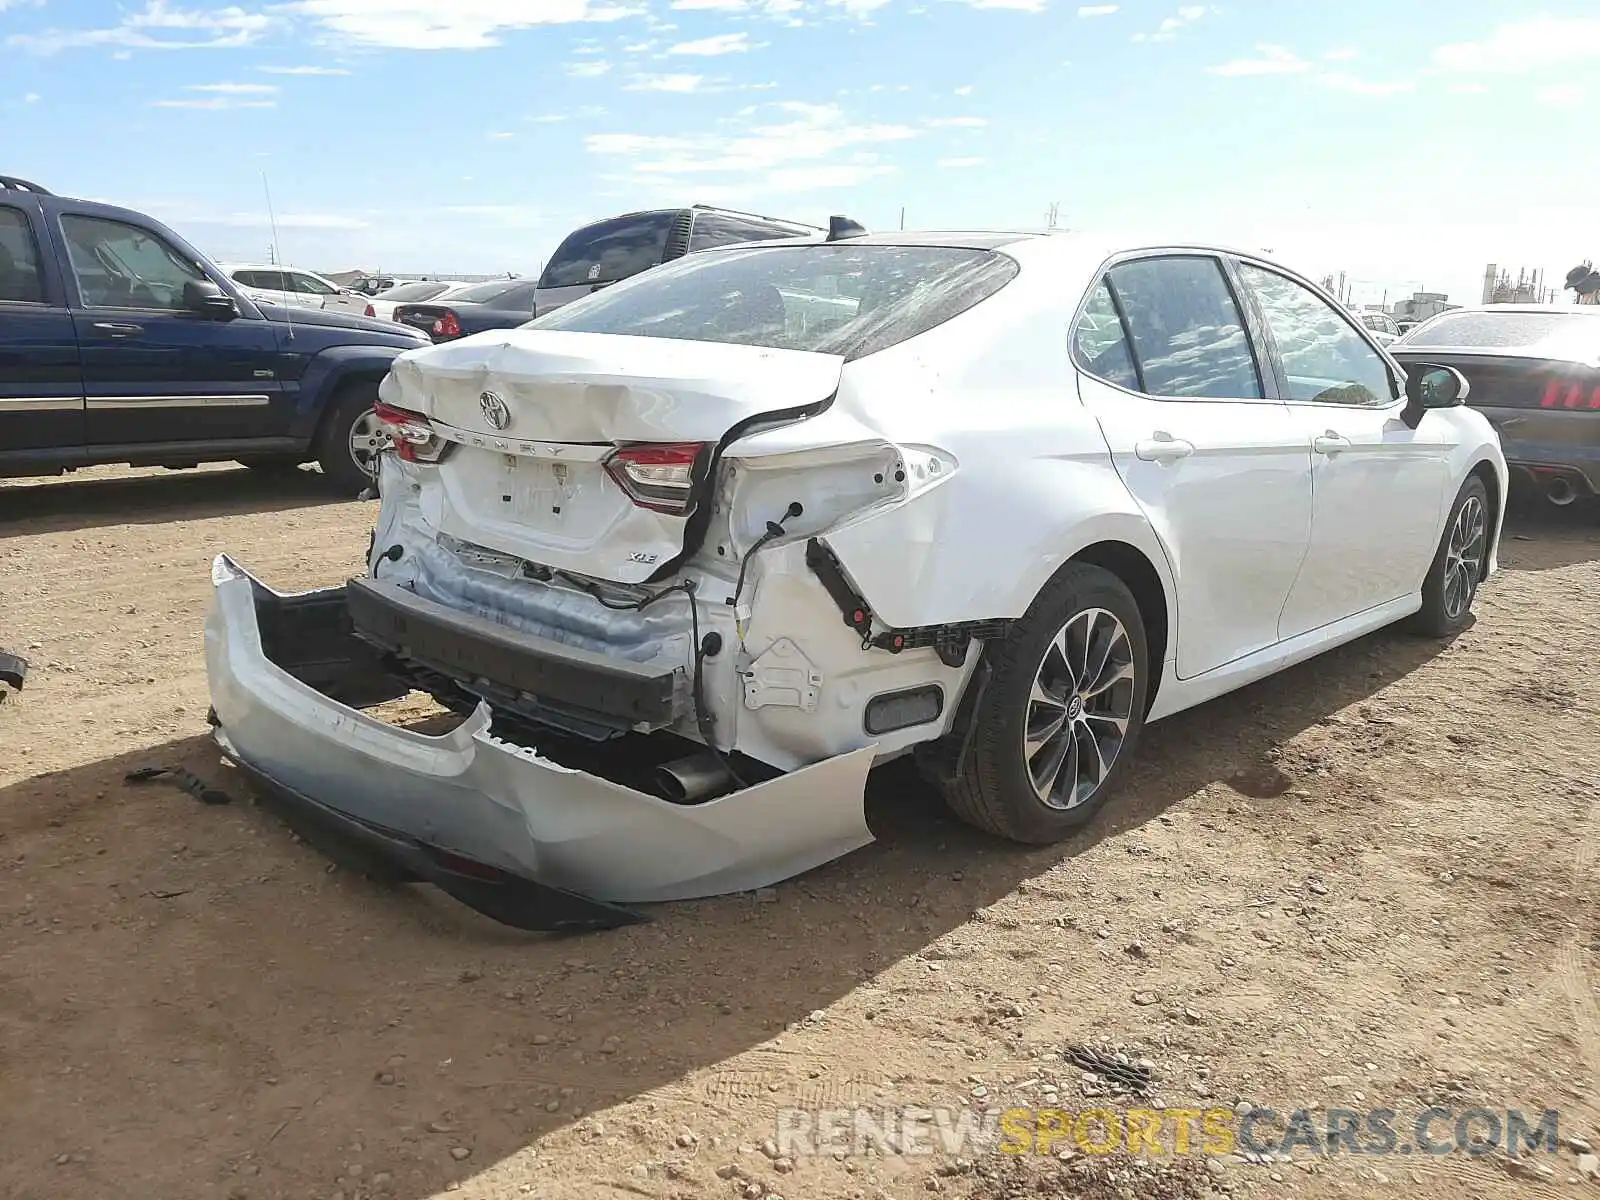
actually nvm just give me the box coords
[1235,259,1451,637]
[0,199,84,458]
[52,211,290,447]
[533,210,679,316]
[1072,253,1313,680]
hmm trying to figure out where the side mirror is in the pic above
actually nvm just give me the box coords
[1400,364,1469,429]
[184,278,238,319]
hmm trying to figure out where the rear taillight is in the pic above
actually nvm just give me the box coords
[434,311,462,339]
[373,401,446,464]
[364,303,376,318]
[604,443,707,515]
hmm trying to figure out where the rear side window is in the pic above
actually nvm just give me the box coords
[0,206,46,304]
[1106,256,1264,399]
[1072,280,1139,390]
[539,212,677,288]
[690,212,806,252]
[532,243,1019,360]
[235,269,286,290]
[450,280,536,307]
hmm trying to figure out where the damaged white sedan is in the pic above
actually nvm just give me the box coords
[205,228,1508,929]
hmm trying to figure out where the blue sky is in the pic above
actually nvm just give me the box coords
[1,1,1594,307]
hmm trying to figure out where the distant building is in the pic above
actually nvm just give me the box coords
[1481,263,1556,305]
[1393,291,1457,323]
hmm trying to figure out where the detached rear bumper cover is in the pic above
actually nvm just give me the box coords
[204,554,876,908]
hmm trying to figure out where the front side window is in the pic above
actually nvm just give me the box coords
[290,271,337,296]
[1105,256,1264,399]
[533,243,1019,361]
[1072,279,1139,391]
[61,215,209,311]
[1239,263,1395,406]
[539,212,676,289]
[0,206,47,304]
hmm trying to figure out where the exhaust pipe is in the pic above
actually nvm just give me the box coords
[656,752,735,803]
[1544,474,1579,507]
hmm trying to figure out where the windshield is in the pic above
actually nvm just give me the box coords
[1404,310,1600,354]
[530,243,1020,360]
[380,281,449,302]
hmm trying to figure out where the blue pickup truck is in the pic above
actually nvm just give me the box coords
[0,176,430,494]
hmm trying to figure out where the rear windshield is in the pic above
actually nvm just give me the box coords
[448,280,528,305]
[1404,310,1600,351]
[529,243,1020,360]
[380,281,450,302]
[539,211,676,289]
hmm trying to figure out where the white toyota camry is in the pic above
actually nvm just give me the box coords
[204,227,1506,928]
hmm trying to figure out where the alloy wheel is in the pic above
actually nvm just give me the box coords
[1443,495,1486,621]
[346,407,386,479]
[1022,607,1137,810]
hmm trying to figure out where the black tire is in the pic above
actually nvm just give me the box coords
[314,382,385,496]
[942,562,1150,844]
[1408,474,1490,638]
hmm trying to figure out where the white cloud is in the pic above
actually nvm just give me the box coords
[766,164,893,189]
[1322,46,1357,62]
[151,81,279,109]
[1133,4,1209,42]
[189,81,279,94]
[938,157,983,168]
[668,32,752,55]
[258,64,351,74]
[624,72,705,92]
[1317,72,1412,97]
[670,0,745,8]
[1077,4,1117,15]
[9,0,271,54]
[926,115,987,128]
[1207,44,1309,76]
[587,100,917,194]
[1451,82,1488,95]
[1435,16,1600,74]
[567,58,612,76]
[1536,83,1586,107]
[828,0,892,15]
[23,92,40,104]
[528,112,569,122]
[489,130,516,139]
[957,0,1046,10]
[288,0,644,51]
[953,84,974,95]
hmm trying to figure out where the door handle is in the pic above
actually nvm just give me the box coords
[1134,434,1194,464]
[92,322,144,338]
[1312,432,1351,456]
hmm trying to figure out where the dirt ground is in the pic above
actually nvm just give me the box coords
[1,464,1597,1200]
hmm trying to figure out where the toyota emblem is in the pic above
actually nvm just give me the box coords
[479,390,511,431]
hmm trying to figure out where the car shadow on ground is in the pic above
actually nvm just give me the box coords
[0,464,357,536]
[0,612,1453,1200]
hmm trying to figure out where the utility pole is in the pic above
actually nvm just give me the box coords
[1045,201,1060,230]
[899,206,905,231]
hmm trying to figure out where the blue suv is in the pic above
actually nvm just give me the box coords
[0,175,429,494]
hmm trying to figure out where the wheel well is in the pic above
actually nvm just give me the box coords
[1467,459,1500,581]
[1071,540,1169,714]
[313,372,386,442]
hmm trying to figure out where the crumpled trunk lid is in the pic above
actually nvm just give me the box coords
[380,330,844,584]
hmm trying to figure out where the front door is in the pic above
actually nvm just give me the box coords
[53,212,290,447]
[0,200,84,459]
[1234,261,1452,639]
[1072,254,1313,679]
